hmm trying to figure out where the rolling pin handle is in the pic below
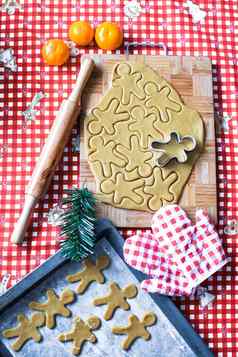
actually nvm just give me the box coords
[11,195,37,244]
[68,57,94,103]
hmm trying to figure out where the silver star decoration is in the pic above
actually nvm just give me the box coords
[22,91,45,122]
[224,220,238,235]
[46,204,65,226]
[0,144,8,158]
[221,113,231,132]
[0,273,11,296]
[0,48,17,71]
[65,41,80,57]
[184,0,206,24]
[1,0,22,15]
[195,286,215,308]
[124,0,144,19]
[215,112,232,133]
[72,134,80,153]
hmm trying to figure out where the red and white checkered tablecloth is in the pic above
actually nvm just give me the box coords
[0,1,237,356]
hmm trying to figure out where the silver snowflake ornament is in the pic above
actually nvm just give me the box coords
[124,0,144,19]
[224,220,238,235]
[46,205,65,226]
[184,0,206,24]
[22,91,45,123]
[1,0,22,15]
[72,134,80,153]
[0,273,11,296]
[0,48,17,71]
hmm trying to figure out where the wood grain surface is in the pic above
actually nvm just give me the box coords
[80,54,217,227]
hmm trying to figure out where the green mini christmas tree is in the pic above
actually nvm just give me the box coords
[59,187,97,261]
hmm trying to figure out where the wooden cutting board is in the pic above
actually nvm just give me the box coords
[80,54,217,227]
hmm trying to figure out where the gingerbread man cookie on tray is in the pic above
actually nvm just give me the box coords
[112,312,157,350]
[93,282,138,320]
[58,315,101,356]
[29,288,74,328]
[2,313,45,351]
[66,255,110,294]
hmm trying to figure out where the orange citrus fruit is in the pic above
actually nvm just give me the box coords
[69,20,94,46]
[42,39,70,66]
[95,22,123,50]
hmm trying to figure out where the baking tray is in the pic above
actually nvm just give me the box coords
[0,219,214,357]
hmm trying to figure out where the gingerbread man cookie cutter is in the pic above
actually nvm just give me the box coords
[150,131,197,167]
[125,41,168,59]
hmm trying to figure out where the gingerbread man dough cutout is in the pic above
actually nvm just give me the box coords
[29,288,74,329]
[116,135,153,178]
[88,98,129,135]
[112,312,157,350]
[113,63,145,104]
[67,255,110,294]
[93,282,138,320]
[102,120,133,149]
[129,106,163,148]
[2,313,45,351]
[101,173,144,205]
[145,82,182,122]
[144,167,178,210]
[58,316,101,356]
[89,136,126,177]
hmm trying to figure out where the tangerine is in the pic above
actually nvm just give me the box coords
[42,39,70,66]
[69,20,94,46]
[95,22,123,50]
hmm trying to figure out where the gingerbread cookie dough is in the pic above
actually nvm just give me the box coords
[112,312,157,350]
[85,62,204,212]
[58,315,101,355]
[93,282,138,320]
[2,312,45,351]
[67,255,110,294]
[29,288,74,329]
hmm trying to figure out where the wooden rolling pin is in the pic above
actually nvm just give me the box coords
[11,57,94,244]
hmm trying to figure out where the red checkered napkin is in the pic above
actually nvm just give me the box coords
[124,205,229,296]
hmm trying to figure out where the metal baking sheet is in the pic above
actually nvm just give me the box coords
[0,219,213,357]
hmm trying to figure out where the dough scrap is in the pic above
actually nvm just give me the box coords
[58,316,101,356]
[67,255,110,294]
[93,282,138,320]
[112,312,157,351]
[2,312,45,351]
[29,288,74,329]
[85,61,204,212]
